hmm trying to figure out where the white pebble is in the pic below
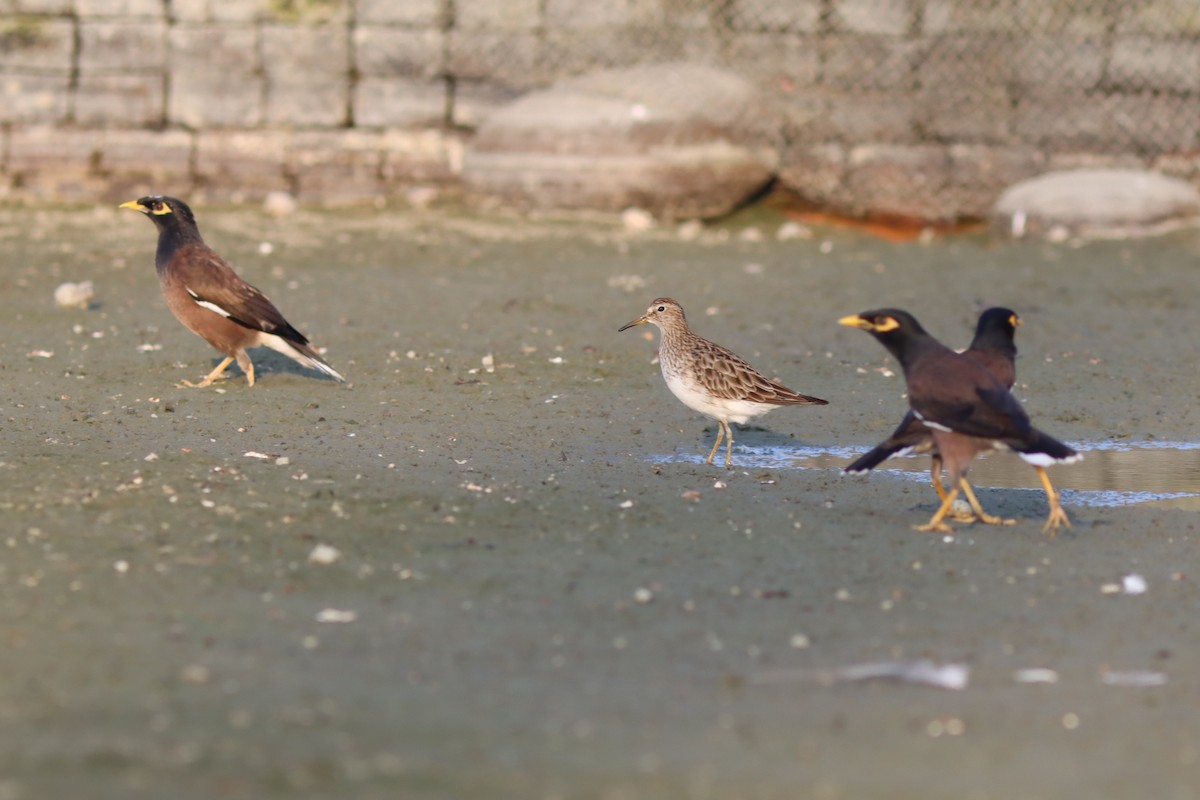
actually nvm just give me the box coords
[1122,574,1147,594]
[405,186,439,208]
[633,587,654,604]
[621,207,655,232]
[54,280,94,309]
[776,221,812,241]
[1014,667,1059,684]
[263,191,297,218]
[307,544,342,565]
[180,664,211,684]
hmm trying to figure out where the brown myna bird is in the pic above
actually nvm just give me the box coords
[839,308,1079,535]
[845,307,1021,519]
[120,196,345,387]
[619,298,828,467]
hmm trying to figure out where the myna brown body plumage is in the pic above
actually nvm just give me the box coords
[619,298,828,467]
[845,307,1021,518]
[121,196,345,387]
[839,308,1079,535]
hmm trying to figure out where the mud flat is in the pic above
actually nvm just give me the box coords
[1,205,1198,798]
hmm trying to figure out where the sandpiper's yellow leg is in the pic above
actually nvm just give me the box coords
[722,420,735,468]
[959,479,1016,526]
[916,485,960,533]
[1035,466,1071,537]
[180,355,235,388]
[705,422,726,465]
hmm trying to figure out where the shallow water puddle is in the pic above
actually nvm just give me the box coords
[655,441,1200,510]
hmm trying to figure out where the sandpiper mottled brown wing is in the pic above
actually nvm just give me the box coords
[620,297,827,467]
[121,195,345,388]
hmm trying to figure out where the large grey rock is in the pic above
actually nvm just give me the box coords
[461,63,780,219]
[993,168,1200,238]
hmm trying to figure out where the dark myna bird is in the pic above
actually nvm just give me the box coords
[845,307,1021,519]
[839,308,1079,535]
[120,196,345,387]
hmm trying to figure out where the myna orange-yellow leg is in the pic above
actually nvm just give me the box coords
[959,478,1016,526]
[1035,466,1071,537]
[180,355,236,388]
[931,455,979,522]
[235,351,256,386]
[930,455,947,500]
[916,484,960,533]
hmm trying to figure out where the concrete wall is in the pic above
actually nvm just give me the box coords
[2,0,1198,217]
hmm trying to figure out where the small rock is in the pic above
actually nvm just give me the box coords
[307,544,342,565]
[54,281,94,309]
[776,221,812,241]
[622,207,656,232]
[180,664,211,684]
[993,169,1200,239]
[405,186,439,208]
[263,191,298,218]
[1122,573,1147,595]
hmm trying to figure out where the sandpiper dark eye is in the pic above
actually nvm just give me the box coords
[657,305,665,312]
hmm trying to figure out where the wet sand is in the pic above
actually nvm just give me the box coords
[1,204,1199,798]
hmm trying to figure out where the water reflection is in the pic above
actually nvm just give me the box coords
[653,442,1200,510]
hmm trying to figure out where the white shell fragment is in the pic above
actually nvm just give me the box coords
[315,609,357,623]
[307,544,342,565]
[54,281,94,309]
[834,660,969,690]
[1014,668,1060,684]
[1099,669,1167,687]
[1122,574,1147,595]
[752,660,969,690]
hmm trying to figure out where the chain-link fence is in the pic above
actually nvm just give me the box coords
[494,0,1198,156]
[2,0,1196,216]
[455,0,1200,219]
